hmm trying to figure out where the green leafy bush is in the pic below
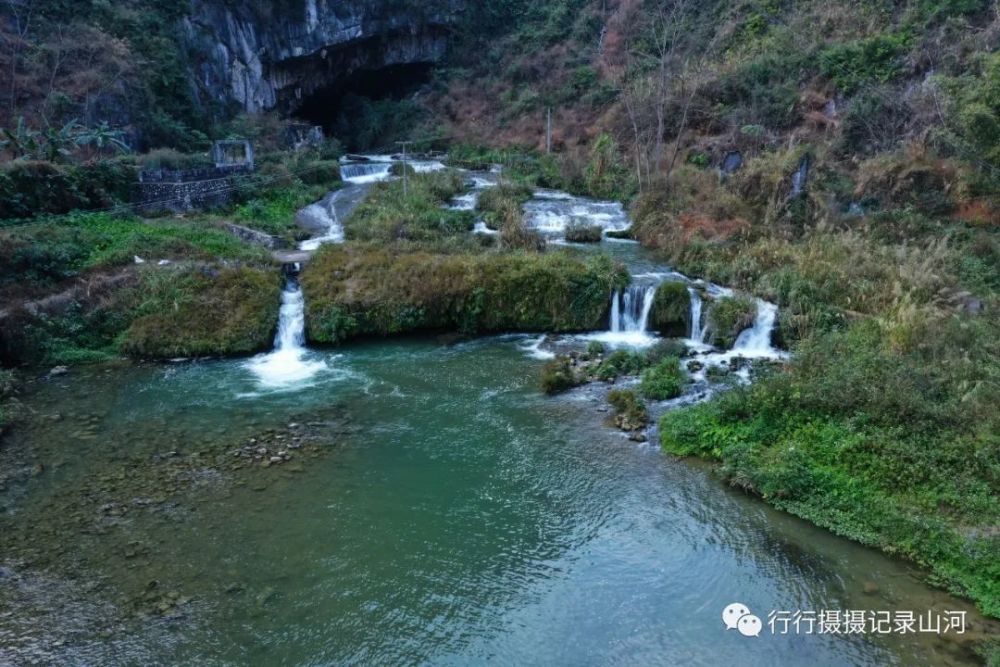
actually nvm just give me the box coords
[640,357,686,400]
[596,349,648,381]
[0,160,136,220]
[819,32,911,95]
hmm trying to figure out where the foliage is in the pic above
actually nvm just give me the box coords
[640,356,686,400]
[0,212,268,292]
[0,159,136,220]
[138,149,213,171]
[595,349,648,381]
[660,315,1000,616]
[818,32,911,95]
[0,263,281,365]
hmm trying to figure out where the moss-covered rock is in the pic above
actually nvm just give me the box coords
[541,356,580,395]
[565,224,603,243]
[120,266,282,358]
[650,282,691,337]
[707,294,757,348]
[300,244,628,343]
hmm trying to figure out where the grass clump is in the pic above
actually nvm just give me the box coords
[640,357,686,400]
[344,171,473,243]
[476,183,534,230]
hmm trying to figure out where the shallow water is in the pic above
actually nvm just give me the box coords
[0,337,992,666]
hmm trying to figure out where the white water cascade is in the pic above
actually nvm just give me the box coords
[340,162,394,184]
[732,299,780,356]
[589,284,659,347]
[298,196,344,251]
[246,271,327,389]
[687,287,708,344]
[611,285,657,333]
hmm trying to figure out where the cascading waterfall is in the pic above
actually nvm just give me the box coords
[687,287,707,344]
[340,162,394,184]
[246,266,327,388]
[610,285,656,333]
[732,299,779,355]
[298,196,344,251]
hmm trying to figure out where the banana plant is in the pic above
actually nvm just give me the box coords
[74,121,131,155]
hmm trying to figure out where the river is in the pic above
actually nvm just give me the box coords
[0,165,992,666]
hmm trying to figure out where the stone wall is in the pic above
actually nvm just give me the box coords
[135,177,238,215]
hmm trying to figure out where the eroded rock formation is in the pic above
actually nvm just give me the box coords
[183,0,459,114]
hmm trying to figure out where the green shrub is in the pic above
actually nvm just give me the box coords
[477,183,534,229]
[646,339,688,365]
[541,356,579,394]
[0,160,137,220]
[650,282,691,337]
[640,357,686,400]
[596,349,648,380]
[584,340,607,360]
[818,32,911,95]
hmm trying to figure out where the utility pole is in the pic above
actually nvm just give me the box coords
[547,108,553,154]
[397,141,412,196]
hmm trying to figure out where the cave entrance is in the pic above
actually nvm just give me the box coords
[295,62,434,152]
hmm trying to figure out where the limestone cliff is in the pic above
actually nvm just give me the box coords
[182,0,459,114]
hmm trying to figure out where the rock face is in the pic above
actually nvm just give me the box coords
[183,0,459,113]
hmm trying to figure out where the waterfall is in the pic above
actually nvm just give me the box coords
[687,287,708,343]
[340,162,393,184]
[610,285,656,333]
[298,196,344,251]
[732,299,779,355]
[791,155,811,197]
[246,269,327,388]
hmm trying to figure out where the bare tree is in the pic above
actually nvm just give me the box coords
[4,0,35,119]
